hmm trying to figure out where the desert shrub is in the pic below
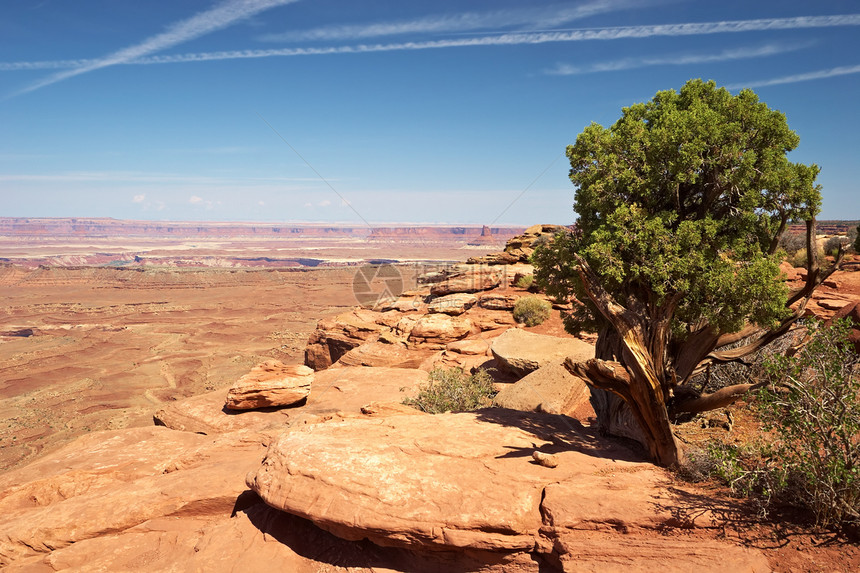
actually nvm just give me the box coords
[779,232,807,255]
[514,274,534,289]
[513,296,551,326]
[824,235,849,257]
[758,319,860,531]
[403,368,496,413]
[788,246,826,268]
[852,224,860,253]
[679,441,782,518]
[680,320,860,533]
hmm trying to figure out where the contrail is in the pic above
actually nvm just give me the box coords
[544,42,810,75]
[3,13,859,74]
[8,0,298,96]
[727,64,860,89]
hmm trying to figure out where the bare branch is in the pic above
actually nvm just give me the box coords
[673,381,768,415]
[564,357,631,399]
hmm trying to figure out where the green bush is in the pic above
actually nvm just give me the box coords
[513,296,551,326]
[403,368,496,414]
[853,224,860,253]
[514,274,534,289]
[758,319,860,531]
[679,320,860,533]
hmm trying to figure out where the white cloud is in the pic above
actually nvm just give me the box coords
[258,200,265,206]
[303,202,313,207]
[544,42,808,75]
[8,0,299,97]
[726,64,860,89]
[189,195,204,204]
[318,199,332,207]
[132,193,146,203]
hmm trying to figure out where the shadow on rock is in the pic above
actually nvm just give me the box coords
[473,407,648,463]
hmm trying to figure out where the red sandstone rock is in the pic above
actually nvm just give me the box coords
[429,266,504,296]
[225,361,313,410]
[493,361,590,416]
[826,301,860,353]
[333,341,431,368]
[491,329,595,378]
[247,409,770,570]
[304,309,386,370]
[407,314,473,347]
[426,292,477,315]
[0,427,268,566]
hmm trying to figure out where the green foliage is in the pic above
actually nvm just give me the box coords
[854,224,860,253]
[403,368,496,414]
[514,274,534,289]
[513,296,552,327]
[534,79,821,336]
[758,319,860,530]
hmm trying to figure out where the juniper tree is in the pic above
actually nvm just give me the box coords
[534,79,843,466]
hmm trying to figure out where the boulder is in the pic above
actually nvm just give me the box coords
[446,338,492,355]
[247,409,770,570]
[426,293,477,315]
[478,293,520,311]
[491,329,595,378]
[493,362,590,417]
[429,266,504,296]
[818,298,850,311]
[779,261,801,282]
[225,361,313,410]
[407,314,473,347]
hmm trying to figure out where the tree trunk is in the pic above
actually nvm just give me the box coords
[569,255,683,466]
[590,327,643,442]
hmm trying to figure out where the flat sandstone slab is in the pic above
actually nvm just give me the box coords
[247,408,770,570]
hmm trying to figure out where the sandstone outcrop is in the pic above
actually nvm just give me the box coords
[225,361,313,410]
[429,265,505,296]
[155,367,429,434]
[468,224,567,265]
[426,292,477,315]
[333,340,432,368]
[478,293,520,310]
[493,361,590,417]
[0,426,268,566]
[304,308,386,370]
[407,314,473,347]
[247,409,770,570]
[491,329,595,378]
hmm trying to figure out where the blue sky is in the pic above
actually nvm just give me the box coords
[1,0,858,225]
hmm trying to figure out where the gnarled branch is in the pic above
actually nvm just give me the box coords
[672,381,768,416]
